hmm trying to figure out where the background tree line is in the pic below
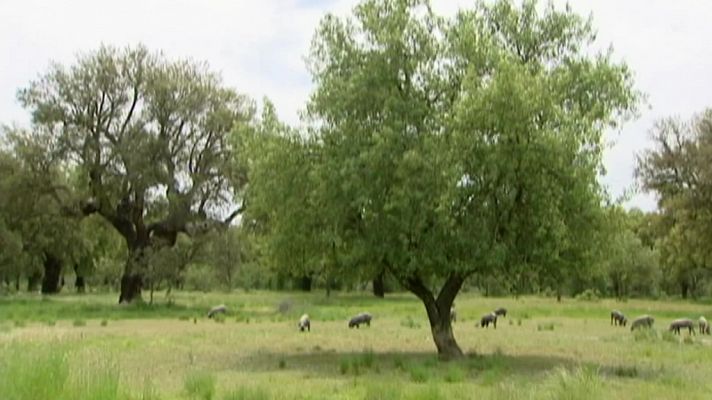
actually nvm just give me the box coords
[1,0,712,357]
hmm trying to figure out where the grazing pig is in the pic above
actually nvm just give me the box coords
[630,315,654,331]
[298,314,311,332]
[669,318,695,335]
[611,310,627,327]
[480,312,497,329]
[493,307,507,318]
[207,304,227,318]
[699,316,710,335]
[348,312,372,328]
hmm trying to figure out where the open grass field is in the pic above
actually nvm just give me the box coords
[2,291,712,399]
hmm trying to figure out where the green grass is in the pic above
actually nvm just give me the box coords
[1,291,712,399]
[184,370,216,400]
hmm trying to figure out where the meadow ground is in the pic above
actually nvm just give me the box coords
[1,291,712,399]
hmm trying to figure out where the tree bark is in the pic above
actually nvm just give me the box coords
[41,253,63,294]
[119,246,146,303]
[373,270,386,298]
[298,275,312,292]
[27,272,42,292]
[402,273,465,360]
[74,264,86,293]
[119,272,142,303]
[75,276,86,293]
[681,281,689,299]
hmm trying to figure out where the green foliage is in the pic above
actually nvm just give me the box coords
[247,0,639,357]
[575,289,601,302]
[11,44,259,302]
[184,264,221,292]
[637,111,712,299]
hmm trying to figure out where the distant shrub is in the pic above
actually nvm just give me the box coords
[100,319,108,327]
[278,359,286,369]
[73,319,86,327]
[184,264,220,292]
[575,289,601,302]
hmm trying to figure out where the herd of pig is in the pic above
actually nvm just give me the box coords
[610,310,710,335]
[206,303,710,336]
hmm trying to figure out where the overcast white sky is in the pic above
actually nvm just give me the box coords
[2,0,711,211]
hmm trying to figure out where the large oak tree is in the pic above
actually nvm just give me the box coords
[17,46,254,303]
[299,0,638,359]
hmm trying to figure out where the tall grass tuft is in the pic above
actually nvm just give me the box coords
[547,366,602,400]
[65,358,121,400]
[444,365,465,383]
[184,370,216,400]
[408,364,429,383]
[0,345,69,400]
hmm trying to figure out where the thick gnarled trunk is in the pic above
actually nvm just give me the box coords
[119,272,142,303]
[119,245,147,304]
[41,253,63,294]
[74,264,86,293]
[402,273,465,360]
[373,270,386,298]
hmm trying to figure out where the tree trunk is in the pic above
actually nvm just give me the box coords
[41,253,63,294]
[74,264,86,293]
[27,272,42,292]
[75,276,86,293]
[681,281,689,299]
[119,273,142,303]
[373,271,385,298]
[402,273,465,360]
[298,275,312,292]
[119,247,146,304]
